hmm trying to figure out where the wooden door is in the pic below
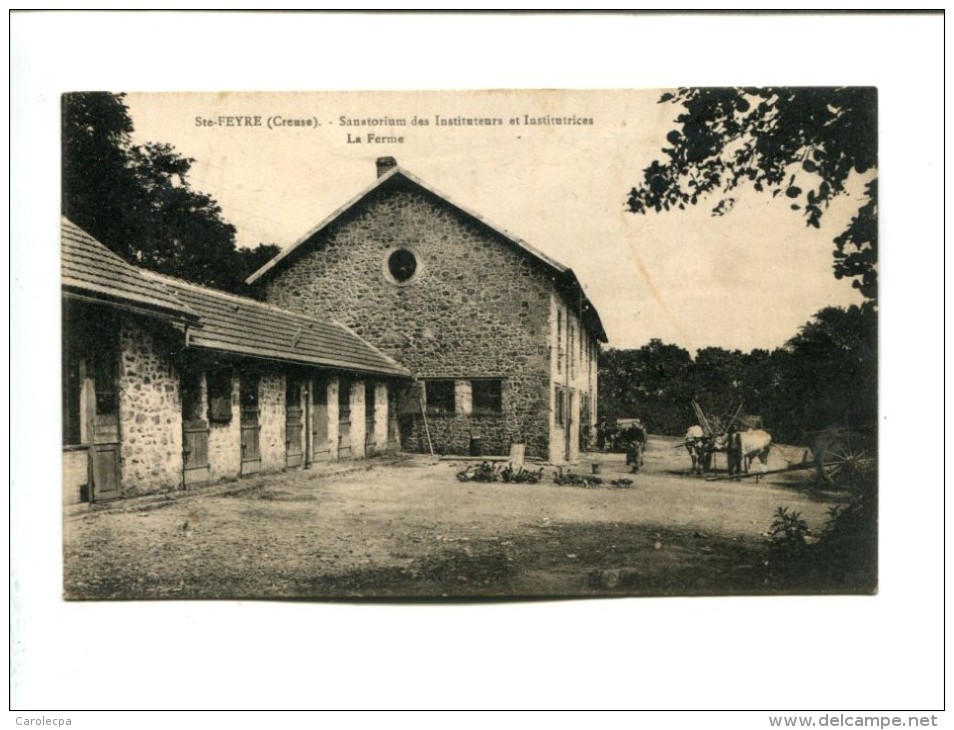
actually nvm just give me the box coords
[240,374,261,475]
[90,442,121,500]
[387,386,400,453]
[364,382,376,457]
[579,393,591,452]
[183,419,210,485]
[90,347,121,501]
[337,377,352,459]
[182,372,210,485]
[286,379,304,469]
[564,388,575,461]
[311,378,331,462]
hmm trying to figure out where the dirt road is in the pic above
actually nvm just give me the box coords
[63,436,843,599]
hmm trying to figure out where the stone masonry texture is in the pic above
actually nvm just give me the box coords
[258,370,286,473]
[262,187,558,458]
[118,318,183,496]
[208,371,241,482]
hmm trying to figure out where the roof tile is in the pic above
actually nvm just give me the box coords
[62,218,410,378]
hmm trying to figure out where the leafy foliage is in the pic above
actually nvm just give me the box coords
[599,305,876,443]
[598,340,693,435]
[627,87,878,302]
[768,506,810,567]
[765,470,877,592]
[62,92,278,295]
[769,305,877,441]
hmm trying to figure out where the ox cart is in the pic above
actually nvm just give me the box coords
[704,425,875,487]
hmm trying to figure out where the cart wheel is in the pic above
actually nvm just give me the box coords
[814,430,874,488]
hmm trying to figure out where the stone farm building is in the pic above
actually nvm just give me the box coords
[248,158,607,464]
[62,218,410,504]
[62,158,607,503]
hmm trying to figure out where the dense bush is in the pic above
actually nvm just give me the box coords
[764,472,877,593]
[598,305,877,444]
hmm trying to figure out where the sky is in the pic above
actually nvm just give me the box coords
[124,89,868,355]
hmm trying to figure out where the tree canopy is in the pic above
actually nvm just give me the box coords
[600,305,876,442]
[62,92,279,294]
[627,87,878,302]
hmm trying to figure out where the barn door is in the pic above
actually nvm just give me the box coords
[564,388,575,462]
[579,393,591,452]
[240,373,261,474]
[183,420,211,485]
[311,378,331,462]
[285,379,304,469]
[89,344,121,501]
[387,386,400,453]
[337,377,352,459]
[364,382,376,457]
[182,372,210,485]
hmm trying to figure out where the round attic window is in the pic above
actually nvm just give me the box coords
[387,248,418,283]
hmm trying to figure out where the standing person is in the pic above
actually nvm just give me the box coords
[623,425,638,472]
[596,418,608,451]
[630,419,647,471]
[726,423,743,477]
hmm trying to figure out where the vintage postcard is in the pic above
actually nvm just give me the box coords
[61,88,878,600]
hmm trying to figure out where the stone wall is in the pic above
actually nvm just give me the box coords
[326,377,340,458]
[208,372,240,482]
[373,382,389,450]
[548,295,597,463]
[118,319,183,496]
[259,370,286,473]
[262,187,555,458]
[349,379,366,459]
[454,380,473,415]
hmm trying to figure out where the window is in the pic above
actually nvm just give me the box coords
[555,384,565,428]
[365,382,375,419]
[568,322,576,379]
[387,248,417,283]
[338,377,352,420]
[182,371,205,423]
[208,369,233,423]
[286,379,301,407]
[240,372,260,425]
[90,345,118,418]
[426,380,455,415]
[471,379,502,414]
[556,309,563,373]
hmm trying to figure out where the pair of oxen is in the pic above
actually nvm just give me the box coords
[683,425,772,476]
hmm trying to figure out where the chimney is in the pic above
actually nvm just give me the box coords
[376,156,398,178]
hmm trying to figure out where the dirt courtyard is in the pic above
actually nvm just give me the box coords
[63,436,847,600]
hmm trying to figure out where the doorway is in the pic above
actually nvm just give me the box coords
[285,378,304,468]
[240,372,261,474]
[182,370,210,485]
[364,382,376,456]
[337,376,352,458]
[89,343,121,500]
[310,377,332,463]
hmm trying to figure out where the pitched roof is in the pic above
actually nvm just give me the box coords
[61,217,197,322]
[246,164,608,343]
[62,218,410,378]
[142,271,411,378]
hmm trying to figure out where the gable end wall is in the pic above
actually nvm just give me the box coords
[262,189,556,457]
